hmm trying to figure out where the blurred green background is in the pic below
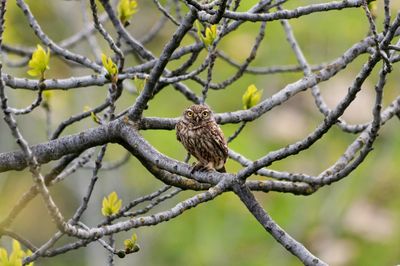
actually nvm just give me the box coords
[0,0,400,265]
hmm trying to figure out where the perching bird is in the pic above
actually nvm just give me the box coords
[176,104,228,173]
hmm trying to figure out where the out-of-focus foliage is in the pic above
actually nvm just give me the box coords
[0,1,400,266]
[133,76,146,94]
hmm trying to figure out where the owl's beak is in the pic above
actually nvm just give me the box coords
[195,116,200,123]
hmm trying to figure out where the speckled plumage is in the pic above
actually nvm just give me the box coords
[176,104,228,172]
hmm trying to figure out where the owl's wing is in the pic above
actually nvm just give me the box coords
[210,123,228,159]
[175,121,182,142]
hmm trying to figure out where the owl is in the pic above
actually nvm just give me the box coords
[176,104,228,173]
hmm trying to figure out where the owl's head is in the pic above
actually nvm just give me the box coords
[182,104,214,125]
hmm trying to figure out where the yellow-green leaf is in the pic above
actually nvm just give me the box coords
[0,240,33,266]
[133,76,146,94]
[123,239,134,251]
[84,106,101,124]
[0,248,9,264]
[205,25,217,45]
[11,240,24,257]
[43,90,53,103]
[368,1,377,19]
[131,233,137,243]
[27,45,50,79]
[124,233,138,251]
[196,20,203,42]
[242,84,262,109]
[118,0,138,25]
[10,240,23,266]
[196,21,218,47]
[101,53,118,81]
[90,112,101,124]
[101,191,122,217]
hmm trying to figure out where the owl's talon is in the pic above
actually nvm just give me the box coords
[190,163,211,173]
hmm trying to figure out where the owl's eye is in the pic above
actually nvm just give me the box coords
[186,110,193,117]
[202,111,209,117]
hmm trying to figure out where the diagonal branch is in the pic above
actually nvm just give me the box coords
[232,183,328,266]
